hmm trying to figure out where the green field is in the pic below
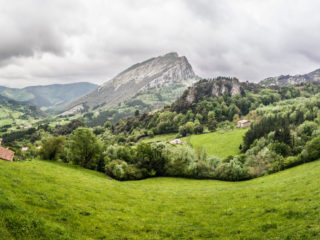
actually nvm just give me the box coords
[1,159,320,239]
[141,128,247,158]
[185,128,248,158]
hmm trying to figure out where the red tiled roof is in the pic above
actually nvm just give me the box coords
[0,146,14,161]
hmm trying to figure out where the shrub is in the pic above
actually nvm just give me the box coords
[135,142,168,176]
[105,160,129,180]
[215,157,249,181]
[165,145,196,177]
[179,122,194,137]
[270,141,291,157]
[247,147,277,177]
[55,119,84,136]
[93,126,105,135]
[68,128,103,170]
[147,130,154,137]
[283,155,303,169]
[297,121,318,137]
[194,123,204,134]
[40,136,66,161]
[301,135,320,162]
[191,160,215,178]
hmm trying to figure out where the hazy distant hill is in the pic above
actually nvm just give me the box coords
[260,68,320,86]
[0,95,45,129]
[0,82,98,110]
[61,52,198,114]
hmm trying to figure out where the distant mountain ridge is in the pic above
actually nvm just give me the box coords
[260,68,320,86]
[0,82,98,110]
[61,52,198,113]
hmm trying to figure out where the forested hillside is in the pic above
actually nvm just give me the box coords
[5,77,320,183]
[0,96,45,136]
[0,82,98,110]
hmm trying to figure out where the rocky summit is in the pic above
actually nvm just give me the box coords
[260,68,320,87]
[62,52,197,113]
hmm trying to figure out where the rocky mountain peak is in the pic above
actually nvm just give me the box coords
[108,52,197,91]
[62,52,198,112]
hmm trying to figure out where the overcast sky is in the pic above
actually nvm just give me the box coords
[1,0,320,88]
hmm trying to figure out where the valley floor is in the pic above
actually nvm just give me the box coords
[0,159,320,239]
[140,128,247,158]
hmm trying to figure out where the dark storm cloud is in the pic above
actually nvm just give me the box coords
[0,0,320,87]
[0,0,70,63]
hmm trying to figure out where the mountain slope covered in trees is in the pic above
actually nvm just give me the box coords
[0,82,98,110]
[0,95,44,130]
[5,77,320,183]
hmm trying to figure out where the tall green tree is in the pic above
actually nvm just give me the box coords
[40,136,66,161]
[207,111,217,131]
[68,128,102,170]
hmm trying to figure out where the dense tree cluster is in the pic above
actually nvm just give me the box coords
[242,95,320,176]
[109,79,311,143]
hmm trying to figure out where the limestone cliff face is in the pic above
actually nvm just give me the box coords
[62,52,197,112]
[112,52,196,91]
[184,78,242,104]
[211,78,241,98]
[260,68,320,86]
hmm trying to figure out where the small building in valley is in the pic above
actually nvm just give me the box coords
[21,147,29,152]
[0,146,14,161]
[237,120,251,128]
[170,139,182,144]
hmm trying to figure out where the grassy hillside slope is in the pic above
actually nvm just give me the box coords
[1,160,320,239]
[185,128,248,158]
[140,128,247,158]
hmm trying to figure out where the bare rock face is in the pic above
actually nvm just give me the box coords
[260,68,320,86]
[171,77,248,113]
[211,78,241,98]
[112,52,196,91]
[185,77,242,104]
[62,52,198,111]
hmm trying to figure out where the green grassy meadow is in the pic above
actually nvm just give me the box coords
[140,128,247,158]
[185,128,248,158]
[1,159,320,239]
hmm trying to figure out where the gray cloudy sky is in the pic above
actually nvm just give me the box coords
[1,0,320,88]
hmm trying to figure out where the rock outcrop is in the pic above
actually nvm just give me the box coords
[184,77,243,104]
[171,77,249,113]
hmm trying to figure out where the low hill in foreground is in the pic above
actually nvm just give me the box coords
[1,159,320,239]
